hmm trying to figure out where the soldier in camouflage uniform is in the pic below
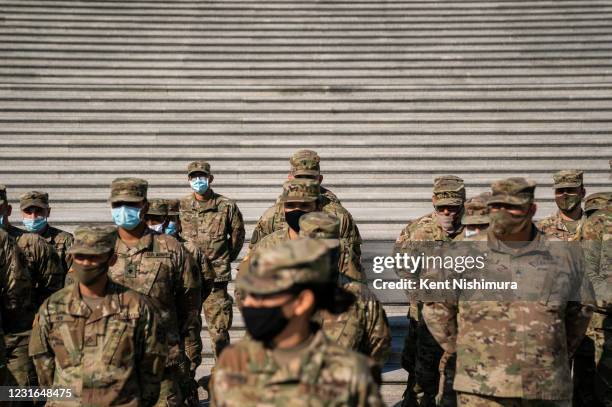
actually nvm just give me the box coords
[455,193,491,241]
[423,177,594,407]
[166,199,181,237]
[105,178,202,407]
[0,186,63,393]
[145,198,170,234]
[210,238,384,407]
[19,191,74,274]
[299,212,391,365]
[537,170,586,241]
[584,192,612,217]
[30,226,167,406]
[577,201,611,407]
[249,149,362,256]
[394,175,466,407]
[179,161,245,358]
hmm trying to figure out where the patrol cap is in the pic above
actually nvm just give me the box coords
[290,149,321,177]
[147,198,168,216]
[187,161,211,177]
[432,175,466,207]
[552,170,584,189]
[69,226,117,256]
[584,192,612,214]
[461,193,491,225]
[109,177,148,204]
[19,191,49,210]
[279,179,320,203]
[166,199,180,216]
[0,185,7,205]
[237,238,332,295]
[488,177,536,206]
[299,212,340,240]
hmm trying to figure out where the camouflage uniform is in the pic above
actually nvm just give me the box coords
[20,191,74,274]
[584,192,612,216]
[454,193,491,241]
[29,226,167,407]
[0,227,33,389]
[106,178,202,407]
[536,170,586,241]
[422,177,593,407]
[394,175,466,407]
[577,207,612,407]
[210,239,384,407]
[166,198,182,237]
[179,161,245,358]
[249,150,362,256]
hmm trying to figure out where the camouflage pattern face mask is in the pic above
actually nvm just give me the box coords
[556,193,582,212]
[72,258,111,286]
[490,210,531,236]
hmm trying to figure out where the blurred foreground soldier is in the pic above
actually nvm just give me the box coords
[107,178,201,407]
[423,177,594,407]
[165,199,181,237]
[537,170,586,240]
[455,193,491,241]
[0,227,34,388]
[19,190,74,273]
[577,200,611,407]
[30,226,167,406]
[394,175,466,407]
[249,149,362,255]
[299,212,391,365]
[210,239,384,407]
[584,192,612,217]
[179,161,245,358]
[145,198,169,234]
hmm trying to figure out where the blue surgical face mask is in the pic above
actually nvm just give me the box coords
[149,223,164,233]
[23,216,47,232]
[111,206,142,230]
[165,221,177,236]
[190,177,209,194]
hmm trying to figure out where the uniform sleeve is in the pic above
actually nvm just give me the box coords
[337,210,362,258]
[20,235,64,307]
[0,235,32,328]
[422,302,458,354]
[227,202,245,262]
[61,233,74,273]
[173,243,203,371]
[248,205,277,249]
[354,357,385,407]
[28,303,55,386]
[137,299,168,407]
[364,298,392,365]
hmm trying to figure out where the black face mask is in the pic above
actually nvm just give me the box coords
[72,258,110,286]
[242,302,292,344]
[285,210,307,232]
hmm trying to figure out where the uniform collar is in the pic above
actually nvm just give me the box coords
[486,225,549,257]
[67,281,122,322]
[191,189,217,211]
[115,227,155,256]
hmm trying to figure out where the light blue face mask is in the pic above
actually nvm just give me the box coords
[190,177,209,194]
[111,206,142,230]
[165,221,177,236]
[23,216,47,232]
[148,223,164,233]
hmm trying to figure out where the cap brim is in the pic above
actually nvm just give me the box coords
[236,274,293,296]
[167,210,180,216]
[146,210,167,216]
[68,246,112,256]
[487,196,531,206]
[188,170,210,176]
[553,182,581,189]
[433,198,464,207]
[292,169,320,177]
[280,196,318,203]
[461,215,490,225]
[109,195,145,204]
[20,201,49,210]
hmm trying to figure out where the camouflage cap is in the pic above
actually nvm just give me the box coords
[0,185,7,205]
[69,225,117,256]
[432,175,466,206]
[237,238,332,295]
[298,212,340,240]
[187,161,211,177]
[146,198,168,216]
[461,193,491,225]
[290,149,321,177]
[109,177,148,203]
[280,179,320,203]
[584,192,612,214]
[166,199,180,216]
[19,190,49,210]
[488,177,536,206]
[552,169,583,189]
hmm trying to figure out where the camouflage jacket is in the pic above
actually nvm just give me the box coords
[29,282,167,407]
[274,185,341,205]
[249,198,362,257]
[315,281,391,365]
[181,236,216,283]
[577,208,611,308]
[6,224,64,310]
[422,228,593,400]
[179,190,245,282]
[40,225,74,274]
[537,210,586,241]
[210,329,384,407]
[0,228,34,349]
[107,229,201,368]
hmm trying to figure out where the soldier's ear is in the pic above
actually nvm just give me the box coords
[209,174,214,184]
[318,175,323,184]
[528,203,537,218]
[580,187,586,199]
[45,208,51,218]
[141,201,149,219]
